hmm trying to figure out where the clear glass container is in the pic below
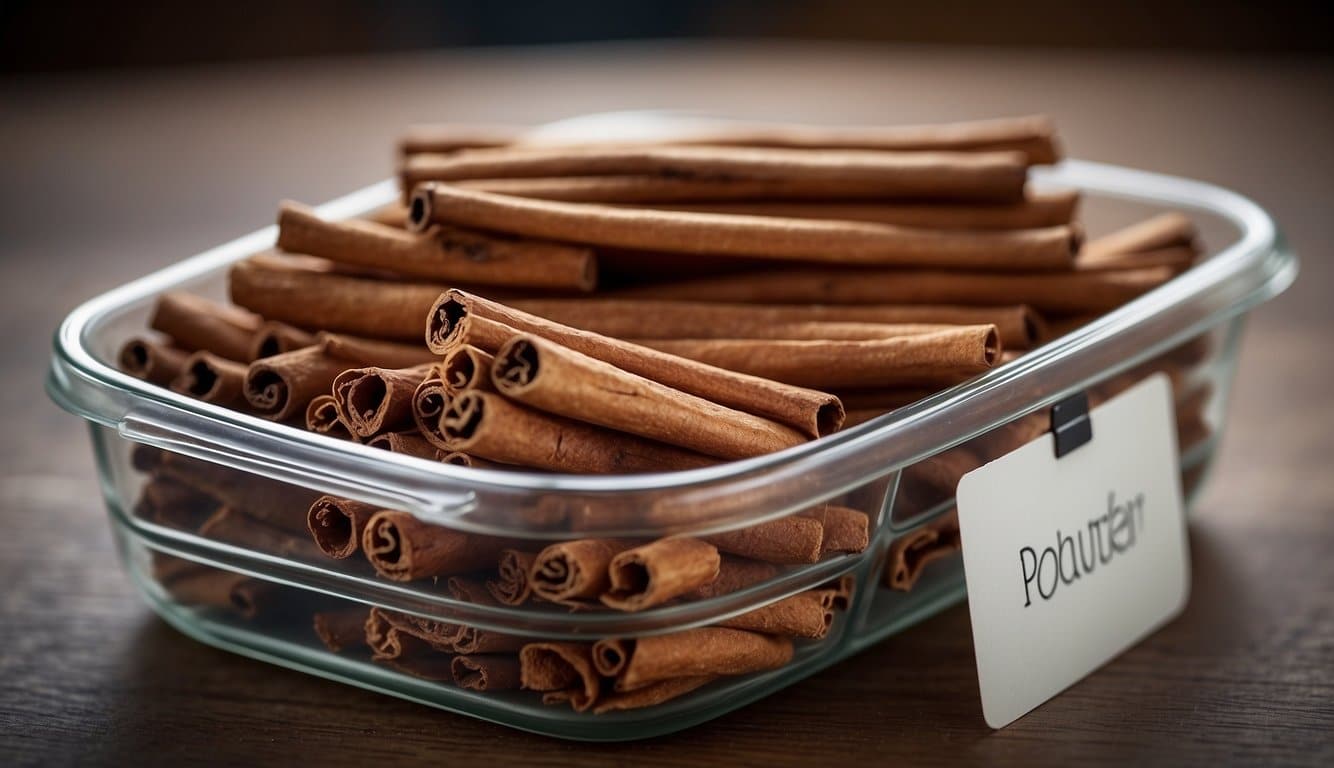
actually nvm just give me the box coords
[48,154,1296,740]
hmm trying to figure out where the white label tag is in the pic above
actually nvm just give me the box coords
[956,373,1190,729]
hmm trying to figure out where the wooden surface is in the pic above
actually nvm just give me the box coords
[1,42,1331,766]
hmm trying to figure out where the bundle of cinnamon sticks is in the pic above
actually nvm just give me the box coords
[118,114,1216,713]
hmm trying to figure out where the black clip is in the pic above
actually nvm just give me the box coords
[1051,392,1092,458]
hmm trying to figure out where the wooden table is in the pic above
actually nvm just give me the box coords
[2,42,1331,765]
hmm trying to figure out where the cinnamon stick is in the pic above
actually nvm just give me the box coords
[332,365,433,438]
[148,291,262,362]
[428,290,845,438]
[884,511,961,592]
[492,334,809,460]
[306,495,380,559]
[318,333,435,370]
[818,506,871,554]
[277,200,597,292]
[636,326,1000,389]
[612,266,1175,315]
[604,627,794,691]
[361,510,513,581]
[119,337,189,385]
[305,394,354,440]
[404,144,1029,201]
[313,609,371,652]
[364,431,439,459]
[1081,212,1198,261]
[685,557,781,600]
[199,506,323,561]
[437,390,715,473]
[170,350,249,408]
[592,676,715,714]
[600,538,721,611]
[440,345,495,393]
[411,375,452,450]
[702,515,825,565]
[134,476,219,531]
[1078,245,1197,274]
[519,642,601,712]
[716,591,835,639]
[487,549,538,606]
[243,345,350,421]
[397,123,519,156]
[530,539,631,604]
[146,451,314,534]
[508,298,1044,350]
[248,321,316,360]
[409,184,1077,270]
[452,655,522,691]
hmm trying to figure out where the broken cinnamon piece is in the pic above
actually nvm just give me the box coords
[519,642,601,712]
[171,350,249,408]
[119,337,189,385]
[437,390,715,473]
[716,591,835,639]
[600,538,721,611]
[635,325,1000,389]
[452,655,522,691]
[313,609,371,652]
[361,510,513,581]
[701,515,825,564]
[148,291,262,362]
[492,334,808,460]
[487,549,538,605]
[306,495,380,559]
[277,200,597,292]
[410,185,1078,271]
[529,538,633,605]
[608,627,794,691]
[429,290,844,438]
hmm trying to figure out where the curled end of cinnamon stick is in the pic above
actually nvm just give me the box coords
[439,390,485,447]
[492,335,540,394]
[981,326,1001,366]
[306,495,377,559]
[426,290,469,354]
[816,398,847,436]
[407,184,435,233]
[441,346,495,392]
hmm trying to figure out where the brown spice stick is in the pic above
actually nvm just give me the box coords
[313,609,371,653]
[1077,245,1198,274]
[884,511,961,592]
[199,507,323,561]
[685,557,782,600]
[365,607,434,660]
[365,431,439,460]
[637,326,999,389]
[411,375,452,450]
[493,334,808,460]
[119,337,189,385]
[508,298,1044,351]
[440,345,495,393]
[487,549,538,606]
[429,291,844,438]
[332,365,433,438]
[438,390,715,473]
[397,123,519,156]
[248,321,316,361]
[702,515,825,565]
[404,145,1028,201]
[613,266,1176,315]
[229,258,449,341]
[716,591,835,639]
[819,506,871,554]
[452,655,522,691]
[1081,212,1198,260]
[530,539,632,604]
[277,200,597,292]
[134,477,220,531]
[305,394,354,440]
[361,510,513,581]
[148,291,262,362]
[519,642,601,712]
[170,351,249,408]
[409,184,1077,270]
[243,345,350,421]
[318,332,434,370]
[609,627,794,692]
[306,495,380,559]
[592,676,715,714]
[601,538,722,611]
[146,452,314,534]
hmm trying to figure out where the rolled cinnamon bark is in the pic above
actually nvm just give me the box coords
[612,266,1176,315]
[487,549,538,605]
[199,507,323,561]
[601,538,721,611]
[519,642,602,711]
[411,375,452,450]
[404,145,1028,201]
[306,495,380,559]
[243,346,350,421]
[440,345,495,393]
[332,365,433,438]
[437,390,715,473]
[592,676,715,714]
[507,298,1044,351]
[818,506,871,554]
[361,510,513,581]
[277,201,597,292]
[530,539,631,604]
[716,591,835,639]
[365,607,434,660]
[119,337,189,385]
[1081,212,1197,261]
[313,609,371,652]
[409,184,1077,270]
[702,515,825,565]
[451,627,528,655]
[248,321,317,360]
[428,291,844,438]
[493,334,808,460]
[318,333,435,370]
[364,431,439,460]
[647,189,1079,230]
[686,557,781,600]
[608,627,794,691]
[229,258,448,341]
[637,326,1000,389]
[134,477,220,531]
[1077,245,1197,274]
[452,655,522,691]
[147,451,314,534]
[305,394,354,440]
[171,350,249,408]
[148,291,262,362]
[884,511,962,591]
[397,123,519,156]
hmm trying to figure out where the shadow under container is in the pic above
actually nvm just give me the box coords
[48,159,1296,740]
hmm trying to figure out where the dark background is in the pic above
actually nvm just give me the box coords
[3,0,1333,73]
